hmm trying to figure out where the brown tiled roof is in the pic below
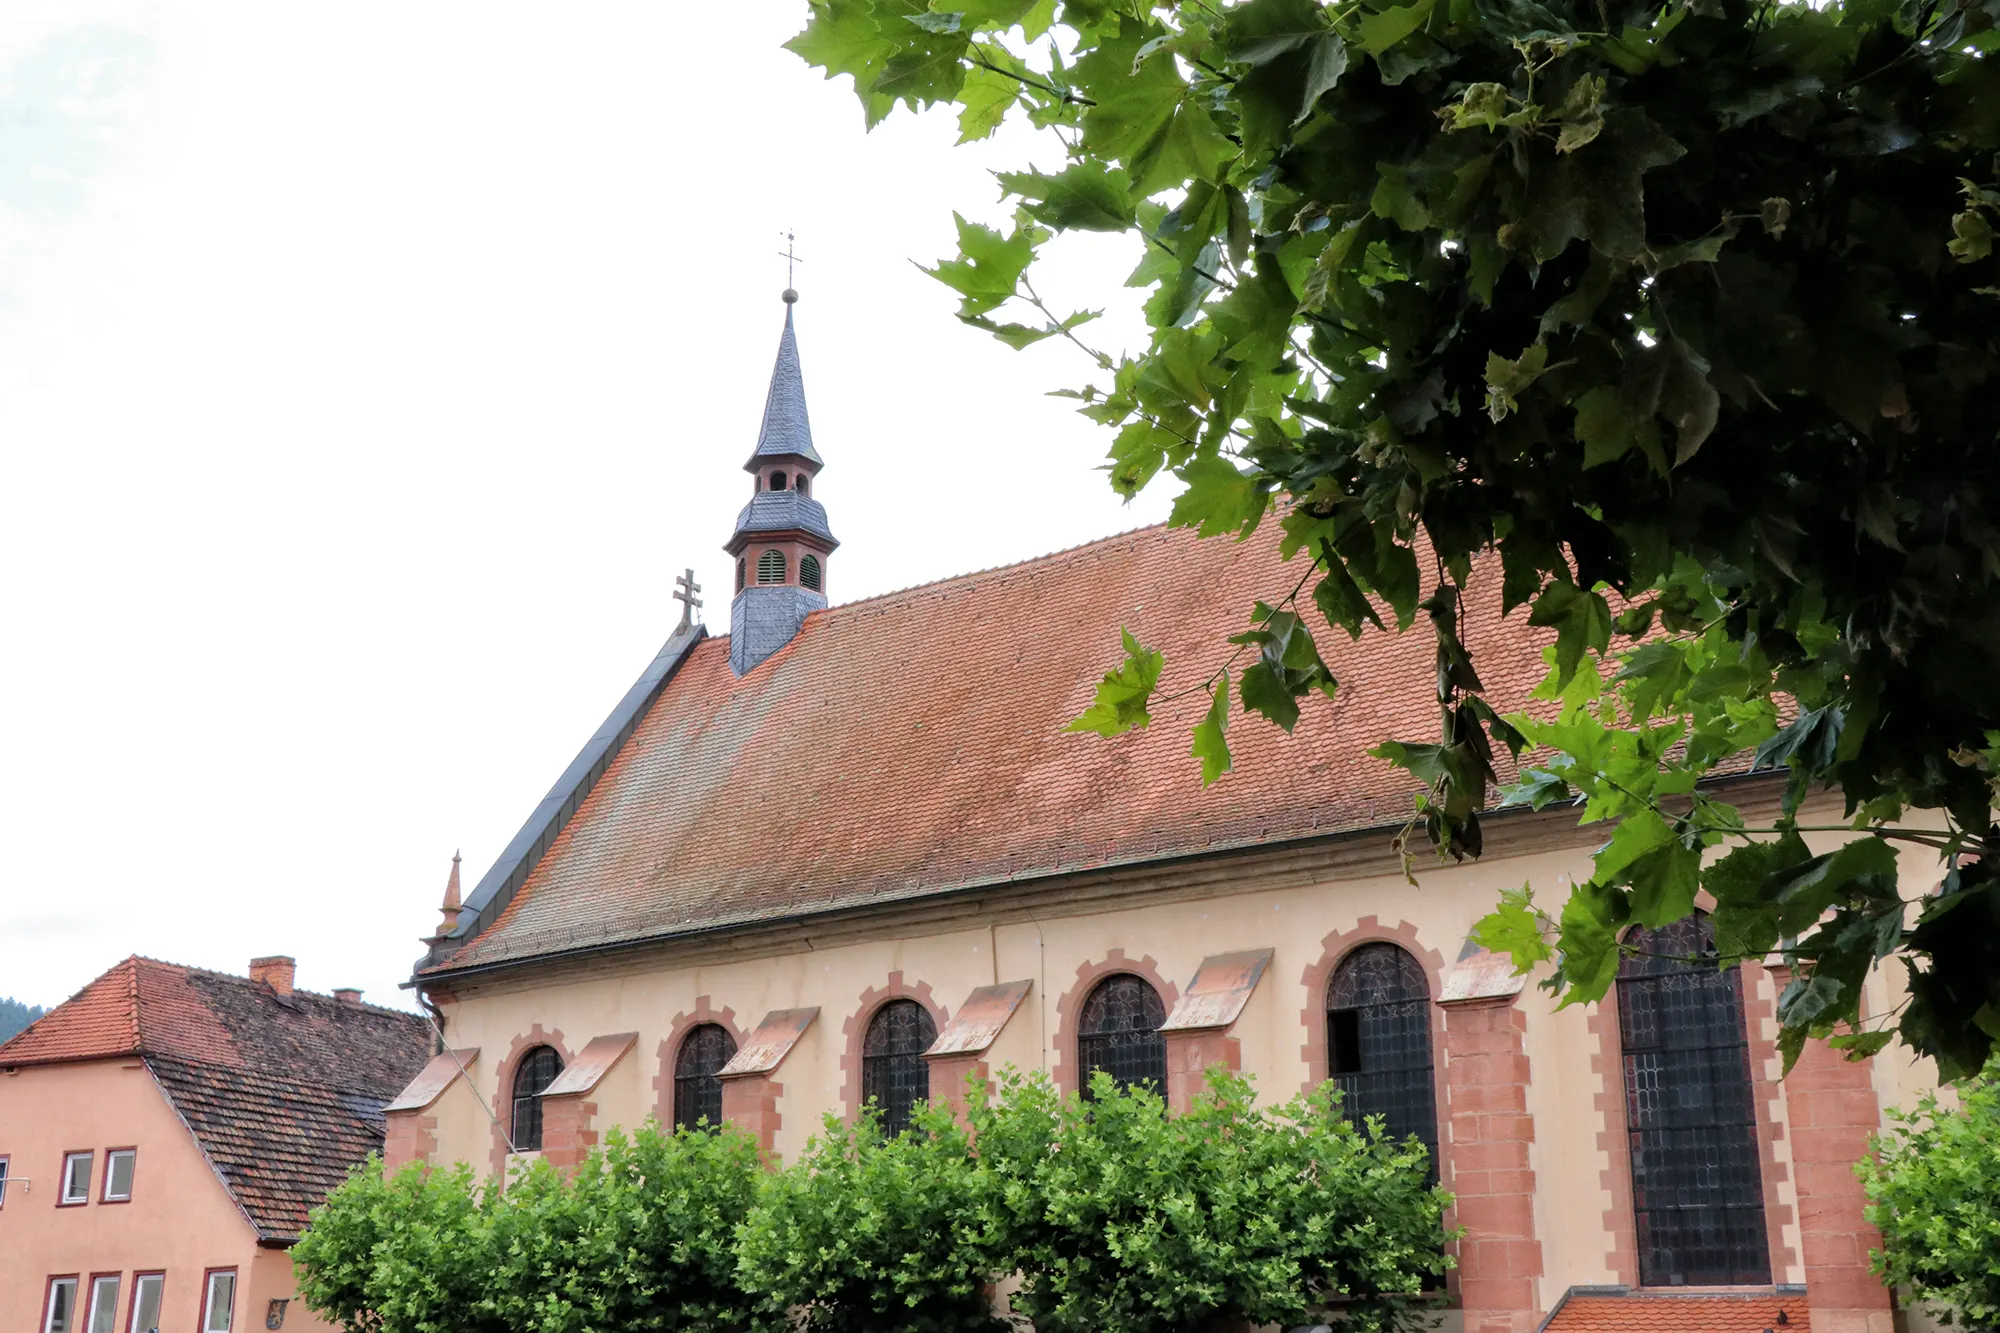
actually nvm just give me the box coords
[435,520,1556,974]
[0,957,431,1242]
[1544,1294,1810,1332]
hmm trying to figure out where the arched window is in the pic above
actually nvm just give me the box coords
[794,474,808,496]
[1618,913,1770,1287]
[770,471,787,490]
[735,557,745,593]
[511,1045,564,1153]
[800,554,822,592]
[1076,973,1167,1098]
[1327,944,1438,1177]
[674,1024,738,1132]
[861,999,936,1136]
[756,549,786,584]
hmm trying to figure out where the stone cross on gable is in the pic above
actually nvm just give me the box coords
[674,568,702,630]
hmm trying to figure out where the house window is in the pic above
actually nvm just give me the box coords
[800,554,822,591]
[1076,974,1167,1098]
[102,1149,136,1202]
[756,549,787,584]
[1618,913,1770,1286]
[86,1276,120,1333]
[511,1045,564,1152]
[0,1155,9,1206]
[60,1151,93,1204]
[1327,943,1439,1177]
[127,1274,164,1333]
[861,999,937,1137]
[674,1023,738,1132]
[201,1270,237,1332]
[43,1277,79,1333]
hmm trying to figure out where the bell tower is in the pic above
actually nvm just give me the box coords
[726,288,839,676]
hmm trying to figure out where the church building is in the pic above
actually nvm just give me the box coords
[393,291,1937,1333]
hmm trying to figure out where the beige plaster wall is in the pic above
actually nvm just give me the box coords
[425,802,1949,1310]
[0,1057,336,1333]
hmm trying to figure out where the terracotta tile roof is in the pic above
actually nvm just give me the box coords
[0,957,431,1242]
[434,520,1557,974]
[1544,1294,1810,1332]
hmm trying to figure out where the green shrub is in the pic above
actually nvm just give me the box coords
[487,1123,765,1332]
[972,1070,1452,1333]
[1861,1063,2000,1327]
[292,1158,502,1333]
[736,1102,1004,1333]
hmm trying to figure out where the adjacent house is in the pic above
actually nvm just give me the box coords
[0,955,430,1333]
[396,291,1941,1333]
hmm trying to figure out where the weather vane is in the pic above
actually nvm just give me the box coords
[779,229,803,303]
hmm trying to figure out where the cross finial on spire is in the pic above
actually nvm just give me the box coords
[674,567,703,629]
[779,229,802,304]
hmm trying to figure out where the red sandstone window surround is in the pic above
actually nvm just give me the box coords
[200,1268,238,1333]
[100,1147,136,1203]
[126,1272,164,1333]
[58,1150,92,1206]
[41,1275,79,1333]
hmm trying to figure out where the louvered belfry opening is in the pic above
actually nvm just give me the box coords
[1076,973,1168,1098]
[1618,913,1771,1287]
[1327,943,1440,1180]
[674,1023,738,1132]
[861,999,937,1136]
[511,1045,564,1152]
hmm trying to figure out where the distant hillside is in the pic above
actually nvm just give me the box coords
[0,996,47,1043]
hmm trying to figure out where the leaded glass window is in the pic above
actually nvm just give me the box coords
[861,999,936,1136]
[511,1045,563,1153]
[1327,943,1438,1179]
[1618,914,1770,1287]
[675,1023,737,1132]
[1077,973,1167,1098]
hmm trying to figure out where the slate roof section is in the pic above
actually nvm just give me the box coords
[729,490,838,548]
[748,304,821,466]
[0,957,431,1243]
[1541,1294,1810,1331]
[429,520,1559,976]
[444,623,706,952]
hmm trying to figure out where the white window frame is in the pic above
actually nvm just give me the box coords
[86,1275,121,1333]
[126,1274,164,1333]
[0,1154,10,1207]
[43,1277,79,1333]
[101,1149,136,1202]
[201,1269,237,1333]
[60,1151,93,1205]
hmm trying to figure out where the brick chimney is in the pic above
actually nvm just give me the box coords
[333,988,362,1007]
[249,956,296,996]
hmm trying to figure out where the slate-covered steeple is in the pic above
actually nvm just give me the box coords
[726,291,839,676]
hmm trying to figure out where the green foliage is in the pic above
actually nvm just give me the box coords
[292,1158,502,1333]
[789,0,2000,1076]
[972,1070,1452,1333]
[293,1124,763,1333]
[0,996,46,1043]
[736,1103,1002,1333]
[1861,1060,2000,1326]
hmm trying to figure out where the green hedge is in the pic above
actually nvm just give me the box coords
[295,1071,1452,1333]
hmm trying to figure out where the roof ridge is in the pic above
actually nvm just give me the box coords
[124,955,143,1053]
[774,520,1175,629]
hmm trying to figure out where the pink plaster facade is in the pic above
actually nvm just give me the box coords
[0,1058,333,1333]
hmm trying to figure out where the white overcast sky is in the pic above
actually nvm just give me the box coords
[0,3,1177,1012]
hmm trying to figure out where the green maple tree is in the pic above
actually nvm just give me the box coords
[788,0,2000,1076]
